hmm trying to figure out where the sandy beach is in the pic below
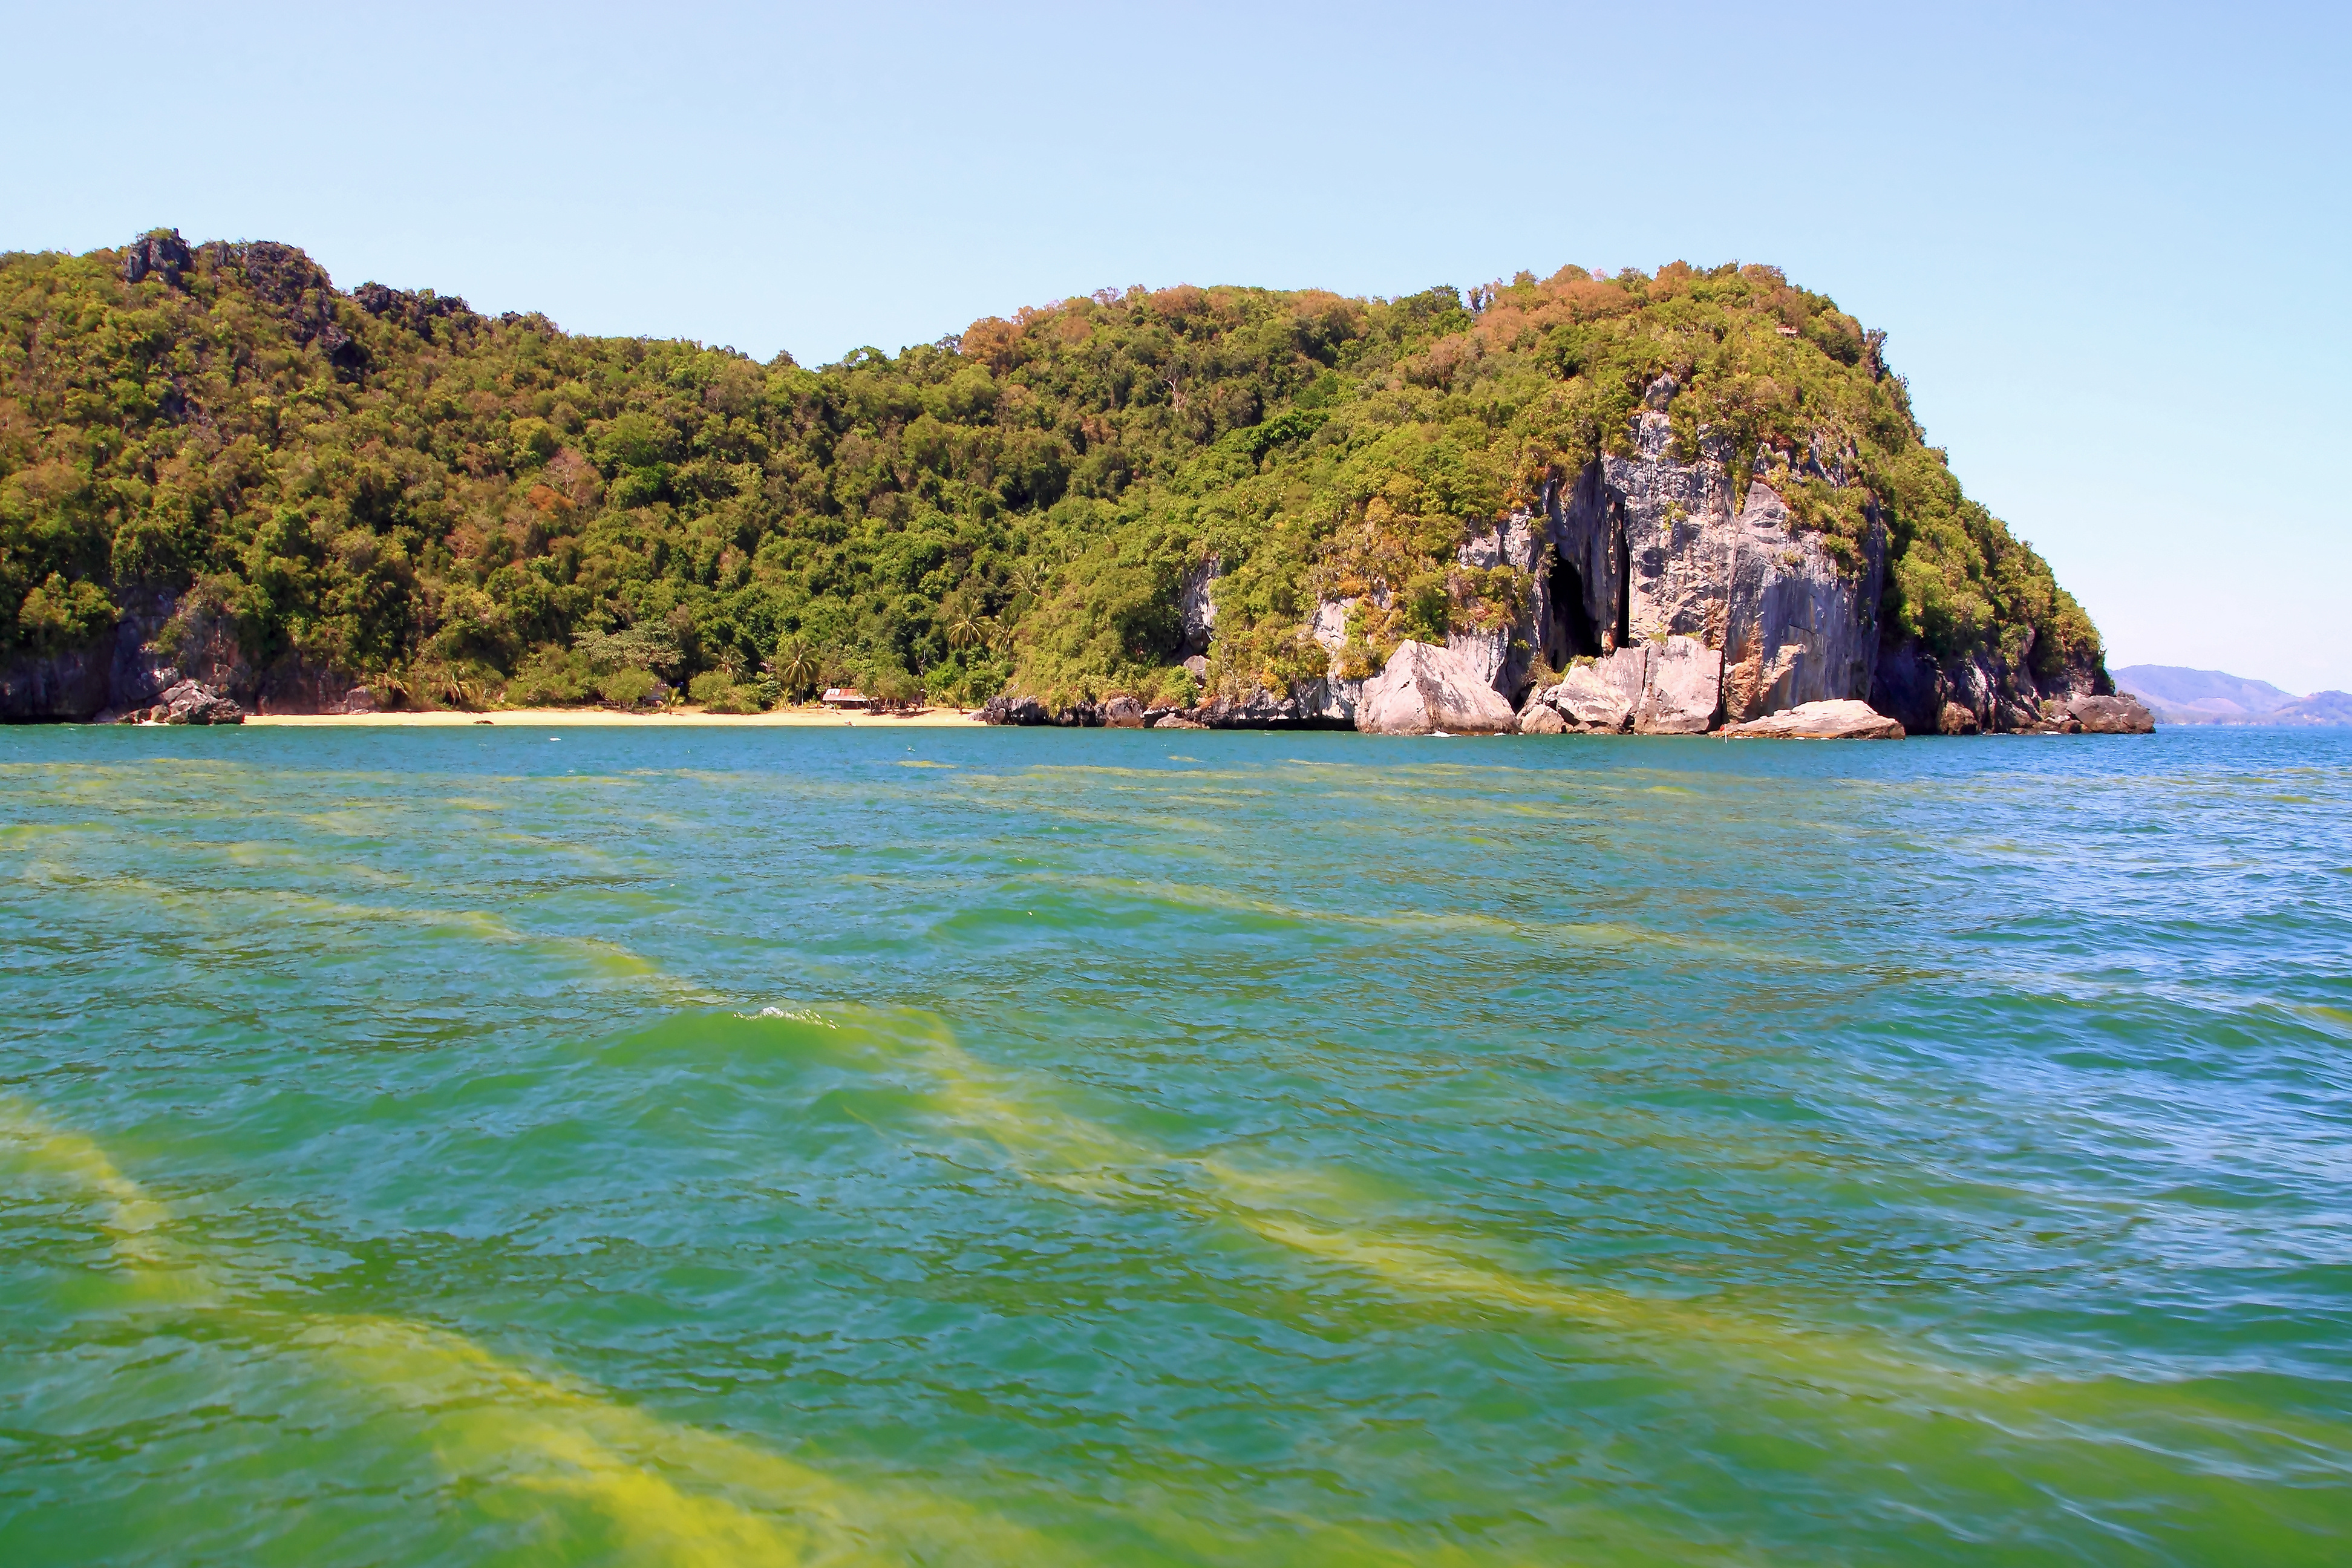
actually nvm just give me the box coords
[244,706,989,728]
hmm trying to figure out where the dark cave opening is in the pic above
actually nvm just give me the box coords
[1552,555,1602,660]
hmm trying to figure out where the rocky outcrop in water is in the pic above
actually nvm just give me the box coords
[1354,641,1515,734]
[979,693,1054,725]
[2063,694,2154,734]
[1720,699,1904,739]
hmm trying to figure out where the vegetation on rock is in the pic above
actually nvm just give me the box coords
[1,234,2099,711]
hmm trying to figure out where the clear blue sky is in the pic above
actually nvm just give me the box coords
[8,1,2345,690]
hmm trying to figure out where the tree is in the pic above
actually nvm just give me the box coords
[766,636,820,700]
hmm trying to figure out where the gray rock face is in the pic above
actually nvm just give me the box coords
[1301,676,1362,726]
[1297,598,1367,723]
[1445,624,1514,694]
[1532,412,1885,729]
[1456,514,1544,575]
[1717,480,1884,724]
[1869,628,2105,736]
[1457,513,1546,698]
[1355,641,1517,734]
[122,229,192,287]
[1635,635,1723,734]
[0,642,113,719]
[1552,414,1737,652]
[1204,685,1330,728]
[2064,694,2155,734]
[1101,694,1145,728]
[1719,699,1903,739]
[1178,557,1221,656]
[1308,597,1353,652]
[2000,698,2045,733]
[1524,635,1725,735]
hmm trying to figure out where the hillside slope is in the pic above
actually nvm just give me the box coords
[2,230,2108,726]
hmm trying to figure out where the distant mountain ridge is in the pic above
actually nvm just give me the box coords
[2114,665,2352,727]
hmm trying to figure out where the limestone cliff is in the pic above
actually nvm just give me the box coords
[1244,399,2133,737]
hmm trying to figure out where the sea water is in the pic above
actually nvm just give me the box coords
[1,724,2347,1565]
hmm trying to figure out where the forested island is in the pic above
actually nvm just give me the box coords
[0,230,2147,734]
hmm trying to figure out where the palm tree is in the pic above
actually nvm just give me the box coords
[943,596,987,652]
[1005,560,1051,601]
[765,637,820,699]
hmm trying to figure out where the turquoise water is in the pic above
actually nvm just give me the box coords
[2,724,2347,1565]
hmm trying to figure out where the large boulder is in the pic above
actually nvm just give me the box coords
[1355,641,1516,734]
[151,679,246,725]
[1101,694,1145,728]
[1634,635,1722,734]
[2065,694,2155,734]
[979,693,1053,725]
[1516,702,1566,734]
[1541,647,1650,731]
[1719,699,1903,739]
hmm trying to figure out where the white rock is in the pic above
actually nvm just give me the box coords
[1354,641,1517,734]
[1446,625,1512,693]
[1635,635,1721,734]
[1719,699,1904,739]
[1308,597,1353,652]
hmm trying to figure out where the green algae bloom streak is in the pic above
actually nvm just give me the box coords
[4,724,2348,1564]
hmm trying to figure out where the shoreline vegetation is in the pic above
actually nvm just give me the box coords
[240,704,985,727]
